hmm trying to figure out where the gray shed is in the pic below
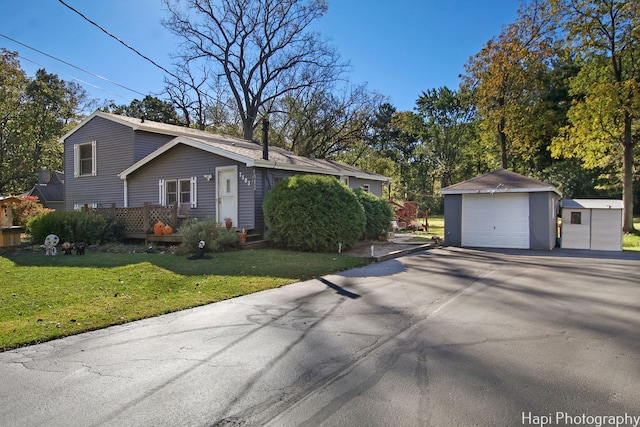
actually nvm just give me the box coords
[440,169,561,250]
[560,199,623,251]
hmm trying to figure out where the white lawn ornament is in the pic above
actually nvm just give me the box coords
[43,234,59,256]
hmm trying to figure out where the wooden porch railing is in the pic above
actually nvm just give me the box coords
[85,202,183,242]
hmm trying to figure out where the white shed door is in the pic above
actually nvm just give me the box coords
[590,209,622,251]
[462,193,530,249]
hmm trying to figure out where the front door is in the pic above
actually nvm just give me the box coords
[216,166,238,225]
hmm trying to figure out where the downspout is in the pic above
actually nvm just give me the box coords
[123,178,128,208]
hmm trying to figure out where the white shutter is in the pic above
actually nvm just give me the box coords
[90,141,97,176]
[190,176,198,208]
[159,179,166,206]
[73,144,79,178]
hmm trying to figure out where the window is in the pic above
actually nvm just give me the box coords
[570,211,581,224]
[165,180,178,205]
[159,177,197,208]
[180,179,191,203]
[73,141,97,177]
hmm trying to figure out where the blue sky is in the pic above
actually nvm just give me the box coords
[0,0,519,112]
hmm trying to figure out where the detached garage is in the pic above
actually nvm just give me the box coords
[560,199,623,251]
[441,169,561,250]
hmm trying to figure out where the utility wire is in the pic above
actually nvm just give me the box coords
[0,32,147,97]
[17,53,128,99]
[57,0,225,107]
[58,0,181,84]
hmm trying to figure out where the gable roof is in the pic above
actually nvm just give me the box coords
[440,169,561,196]
[63,111,389,182]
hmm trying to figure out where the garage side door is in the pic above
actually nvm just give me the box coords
[462,193,530,249]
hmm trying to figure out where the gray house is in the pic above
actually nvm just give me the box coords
[61,111,389,234]
[440,169,561,250]
[23,169,64,211]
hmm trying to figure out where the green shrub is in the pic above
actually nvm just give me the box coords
[26,211,123,245]
[178,217,238,253]
[263,175,365,252]
[354,189,394,239]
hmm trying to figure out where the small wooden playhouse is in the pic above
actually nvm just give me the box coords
[0,196,23,247]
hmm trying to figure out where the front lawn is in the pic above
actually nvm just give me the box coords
[0,248,370,351]
[623,218,640,251]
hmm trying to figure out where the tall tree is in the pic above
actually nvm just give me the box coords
[0,53,84,194]
[550,0,640,231]
[107,95,183,125]
[270,85,379,159]
[163,0,344,140]
[0,49,28,194]
[415,86,479,189]
[463,0,556,170]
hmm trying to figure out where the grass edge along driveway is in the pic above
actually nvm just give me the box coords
[0,249,370,351]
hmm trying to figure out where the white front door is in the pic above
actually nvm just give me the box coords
[216,166,238,224]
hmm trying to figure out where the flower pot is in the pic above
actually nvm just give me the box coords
[239,233,247,245]
[225,220,232,230]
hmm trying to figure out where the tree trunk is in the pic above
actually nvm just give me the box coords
[499,129,508,169]
[622,113,635,232]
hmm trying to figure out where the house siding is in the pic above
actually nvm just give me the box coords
[529,192,558,250]
[134,131,175,162]
[348,177,383,197]
[126,144,257,230]
[443,194,462,246]
[64,116,135,210]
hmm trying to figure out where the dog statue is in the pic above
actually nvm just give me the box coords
[74,242,87,255]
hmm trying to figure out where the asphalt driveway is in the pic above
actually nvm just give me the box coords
[1,247,639,427]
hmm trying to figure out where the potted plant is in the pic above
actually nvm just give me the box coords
[224,217,233,230]
[239,228,247,245]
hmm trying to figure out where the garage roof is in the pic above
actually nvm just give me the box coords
[561,199,623,209]
[440,169,561,196]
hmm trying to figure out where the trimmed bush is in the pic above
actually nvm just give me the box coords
[354,189,394,239]
[26,211,124,245]
[178,218,238,253]
[263,175,365,252]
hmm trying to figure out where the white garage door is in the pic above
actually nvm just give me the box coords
[462,193,530,249]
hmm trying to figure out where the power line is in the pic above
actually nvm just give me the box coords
[0,32,147,97]
[57,0,180,83]
[16,54,129,99]
[56,0,226,108]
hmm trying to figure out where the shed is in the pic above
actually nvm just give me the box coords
[440,169,561,250]
[0,196,24,247]
[560,199,623,251]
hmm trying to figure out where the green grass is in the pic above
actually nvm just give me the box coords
[0,248,370,351]
[623,218,640,251]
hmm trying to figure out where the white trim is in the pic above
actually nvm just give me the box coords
[158,179,166,206]
[190,176,197,208]
[73,141,97,177]
[119,137,253,179]
[252,159,389,182]
[123,179,128,207]
[440,187,561,196]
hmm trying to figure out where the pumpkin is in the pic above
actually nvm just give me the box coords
[153,221,165,235]
[163,224,173,235]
